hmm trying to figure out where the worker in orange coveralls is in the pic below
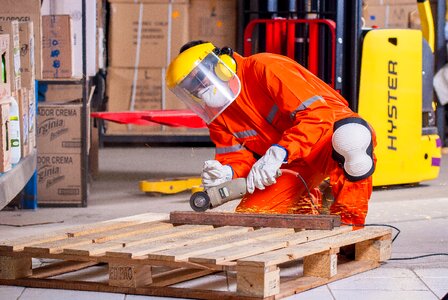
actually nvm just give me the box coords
[166,41,377,228]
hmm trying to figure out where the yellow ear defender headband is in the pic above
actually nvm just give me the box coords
[212,47,237,82]
[166,43,237,89]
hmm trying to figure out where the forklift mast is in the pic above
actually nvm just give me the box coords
[237,0,362,110]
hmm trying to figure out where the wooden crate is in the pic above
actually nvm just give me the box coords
[0,212,392,299]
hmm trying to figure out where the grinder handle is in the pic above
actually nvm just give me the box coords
[207,178,247,208]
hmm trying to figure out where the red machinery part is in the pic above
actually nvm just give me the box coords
[90,109,207,128]
[243,18,336,87]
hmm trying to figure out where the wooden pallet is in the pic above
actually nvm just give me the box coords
[0,212,392,299]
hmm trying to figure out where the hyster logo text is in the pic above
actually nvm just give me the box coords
[387,60,398,151]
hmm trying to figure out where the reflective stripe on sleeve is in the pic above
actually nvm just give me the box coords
[290,95,324,119]
[216,144,244,154]
[233,129,257,139]
[266,104,278,124]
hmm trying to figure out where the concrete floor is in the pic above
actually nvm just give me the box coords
[0,146,448,299]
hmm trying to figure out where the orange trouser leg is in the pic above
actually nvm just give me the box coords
[329,167,373,228]
[235,172,321,214]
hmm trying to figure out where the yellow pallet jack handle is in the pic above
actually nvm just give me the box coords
[417,0,435,52]
[139,177,203,195]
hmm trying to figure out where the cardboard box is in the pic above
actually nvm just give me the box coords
[0,0,42,80]
[42,84,83,103]
[0,98,11,173]
[363,3,418,29]
[41,0,97,77]
[18,21,35,94]
[37,153,82,204]
[106,67,163,134]
[0,20,21,93]
[364,0,416,5]
[42,15,74,78]
[0,34,11,99]
[104,67,210,136]
[37,102,89,154]
[108,0,189,68]
[28,87,36,152]
[189,0,237,48]
[17,88,29,158]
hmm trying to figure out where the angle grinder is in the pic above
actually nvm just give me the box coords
[189,178,247,212]
[189,170,287,212]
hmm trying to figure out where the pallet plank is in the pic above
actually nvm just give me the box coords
[147,228,295,262]
[64,225,215,257]
[24,222,172,255]
[0,213,169,252]
[189,227,352,264]
[107,226,252,259]
[31,261,99,279]
[0,278,261,300]
[151,268,216,287]
[66,213,170,237]
[238,227,392,268]
[170,211,341,230]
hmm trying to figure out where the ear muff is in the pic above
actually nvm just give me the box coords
[213,47,237,82]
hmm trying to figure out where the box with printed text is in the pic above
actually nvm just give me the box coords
[37,102,90,154]
[37,153,82,204]
[42,15,74,78]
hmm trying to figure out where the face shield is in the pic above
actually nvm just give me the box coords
[168,51,241,124]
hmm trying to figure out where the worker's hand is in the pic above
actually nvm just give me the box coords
[247,145,287,193]
[201,160,233,188]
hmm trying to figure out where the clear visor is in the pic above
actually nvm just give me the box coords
[169,52,241,124]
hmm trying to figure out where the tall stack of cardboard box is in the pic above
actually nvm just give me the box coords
[0,1,41,202]
[105,0,237,136]
[106,0,190,135]
[19,21,37,159]
[0,20,36,171]
[36,102,89,205]
[362,0,421,29]
[36,0,98,205]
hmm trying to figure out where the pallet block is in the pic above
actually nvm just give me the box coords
[0,212,392,299]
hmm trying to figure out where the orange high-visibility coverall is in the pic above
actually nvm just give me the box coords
[208,52,377,226]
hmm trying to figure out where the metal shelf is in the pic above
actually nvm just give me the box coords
[0,149,37,210]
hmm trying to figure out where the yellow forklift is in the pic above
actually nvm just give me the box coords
[358,0,442,185]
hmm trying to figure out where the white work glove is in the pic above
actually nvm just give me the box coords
[247,145,287,194]
[201,160,233,188]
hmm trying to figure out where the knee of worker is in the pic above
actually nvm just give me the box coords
[331,203,368,228]
[332,118,375,182]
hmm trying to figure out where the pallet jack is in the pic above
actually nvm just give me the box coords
[139,177,203,196]
[90,110,206,195]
